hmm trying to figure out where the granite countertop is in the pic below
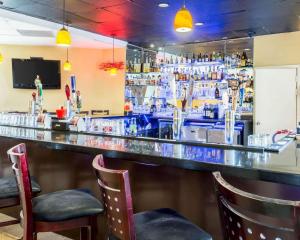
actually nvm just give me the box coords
[0,125,299,186]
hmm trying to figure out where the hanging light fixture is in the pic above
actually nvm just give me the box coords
[56,0,71,47]
[63,48,72,71]
[0,52,3,64]
[109,67,118,76]
[110,36,117,76]
[174,0,193,33]
[99,35,124,74]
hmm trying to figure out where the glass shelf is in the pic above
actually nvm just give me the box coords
[161,61,225,68]
[126,72,161,74]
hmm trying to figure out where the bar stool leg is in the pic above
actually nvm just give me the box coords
[80,226,89,240]
[89,216,97,240]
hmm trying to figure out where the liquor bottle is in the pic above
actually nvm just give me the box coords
[174,68,179,81]
[192,53,196,64]
[143,57,149,73]
[194,69,199,80]
[201,71,205,81]
[126,60,129,73]
[212,52,216,61]
[211,66,217,80]
[203,104,207,118]
[205,54,209,62]
[175,56,179,64]
[185,54,189,64]
[208,67,212,80]
[133,58,137,73]
[217,67,222,80]
[180,55,184,64]
[170,56,174,65]
[197,53,202,62]
[241,51,248,67]
[215,85,220,99]
[186,69,190,81]
[204,68,208,80]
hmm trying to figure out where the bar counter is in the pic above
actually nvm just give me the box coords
[0,125,300,240]
[0,125,298,185]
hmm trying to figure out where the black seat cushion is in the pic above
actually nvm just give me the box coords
[32,189,104,222]
[0,176,41,199]
[110,208,212,240]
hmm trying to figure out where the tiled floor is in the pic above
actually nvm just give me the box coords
[0,213,72,240]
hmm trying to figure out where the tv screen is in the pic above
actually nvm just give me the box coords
[12,58,61,89]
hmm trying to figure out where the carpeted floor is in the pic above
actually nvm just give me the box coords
[0,213,72,240]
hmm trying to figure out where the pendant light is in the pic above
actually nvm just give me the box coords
[174,0,193,33]
[63,48,72,71]
[56,0,71,47]
[0,52,3,64]
[110,36,118,76]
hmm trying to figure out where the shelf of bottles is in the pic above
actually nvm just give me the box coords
[125,46,254,118]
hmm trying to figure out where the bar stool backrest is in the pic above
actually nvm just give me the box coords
[91,110,109,115]
[7,143,33,238]
[213,172,300,240]
[92,155,135,240]
[79,111,89,115]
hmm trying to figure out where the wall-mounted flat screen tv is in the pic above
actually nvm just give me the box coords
[12,58,61,89]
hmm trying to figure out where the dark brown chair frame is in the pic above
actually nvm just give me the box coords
[92,154,135,240]
[7,143,98,240]
[213,171,300,240]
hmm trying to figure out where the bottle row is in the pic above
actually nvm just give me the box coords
[126,69,254,85]
[126,57,160,73]
[159,51,252,68]
[174,66,225,81]
[126,51,253,74]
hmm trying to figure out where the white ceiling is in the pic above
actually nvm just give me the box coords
[0,8,128,49]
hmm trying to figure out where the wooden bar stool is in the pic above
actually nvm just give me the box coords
[0,176,40,227]
[92,154,212,240]
[213,172,300,240]
[7,143,104,240]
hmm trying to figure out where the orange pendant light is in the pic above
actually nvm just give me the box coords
[174,0,193,32]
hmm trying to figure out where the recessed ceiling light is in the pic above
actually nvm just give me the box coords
[195,22,204,26]
[150,44,155,48]
[158,3,169,8]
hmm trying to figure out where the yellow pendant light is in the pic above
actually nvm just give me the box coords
[0,52,3,64]
[56,0,71,47]
[63,48,72,71]
[63,60,71,71]
[174,0,193,32]
[56,27,71,47]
